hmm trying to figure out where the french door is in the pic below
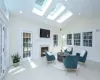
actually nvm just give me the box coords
[21,31,32,60]
[0,21,6,78]
[0,23,3,77]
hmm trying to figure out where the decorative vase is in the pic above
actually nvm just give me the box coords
[13,62,19,67]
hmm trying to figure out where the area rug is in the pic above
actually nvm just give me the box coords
[51,60,66,71]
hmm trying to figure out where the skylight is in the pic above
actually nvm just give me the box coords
[47,3,65,20]
[32,0,52,16]
[56,11,73,23]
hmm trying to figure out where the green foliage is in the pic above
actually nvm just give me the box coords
[12,53,21,63]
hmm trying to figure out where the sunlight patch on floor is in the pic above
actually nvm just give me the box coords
[8,67,20,73]
[12,68,26,75]
[28,58,37,68]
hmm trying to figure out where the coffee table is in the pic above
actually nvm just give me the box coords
[57,52,69,62]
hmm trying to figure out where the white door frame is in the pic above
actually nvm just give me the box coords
[0,20,5,79]
[20,30,33,61]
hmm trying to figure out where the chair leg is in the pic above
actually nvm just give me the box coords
[46,61,48,64]
[65,69,68,76]
[76,68,79,76]
[54,60,56,64]
[79,62,87,68]
[76,65,80,76]
[76,69,78,76]
[84,63,86,68]
[46,60,55,64]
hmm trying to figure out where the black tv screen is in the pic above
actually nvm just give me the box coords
[40,28,50,38]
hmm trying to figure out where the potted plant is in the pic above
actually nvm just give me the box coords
[12,53,21,67]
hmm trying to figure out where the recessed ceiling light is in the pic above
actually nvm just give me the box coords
[65,0,67,1]
[20,11,23,14]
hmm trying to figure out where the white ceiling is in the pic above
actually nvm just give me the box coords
[6,0,100,27]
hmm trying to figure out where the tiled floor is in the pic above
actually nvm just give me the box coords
[4,58,100,80]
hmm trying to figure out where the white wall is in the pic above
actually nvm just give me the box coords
[8,13,61,64]
[61,17,100,62]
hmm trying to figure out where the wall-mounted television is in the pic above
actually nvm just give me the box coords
[40,28,50,38]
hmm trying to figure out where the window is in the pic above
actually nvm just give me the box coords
[32,0,52,16]
[53,34,58,47]
[47,3,65,20]
[67,34,72,45]
[74,33,81,46]
[83,32,92,47]
[0,23,7,77]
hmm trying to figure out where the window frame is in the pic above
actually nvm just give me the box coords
[53,34,58,47]
[74,33,81,46]
[83,32,92,47]
[67,34,72,45]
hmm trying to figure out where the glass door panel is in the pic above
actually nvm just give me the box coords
[0,25,2,35]
[23,32,32,58]
[0,23,2,77]
[4,27,7,69]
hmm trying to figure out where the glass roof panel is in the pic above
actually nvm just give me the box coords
[47,3,65,20]
[32,0,52,16]
[56,11,73,23]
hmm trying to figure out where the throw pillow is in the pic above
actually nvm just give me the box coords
[47,52,53,56]
[80,50,86,57]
